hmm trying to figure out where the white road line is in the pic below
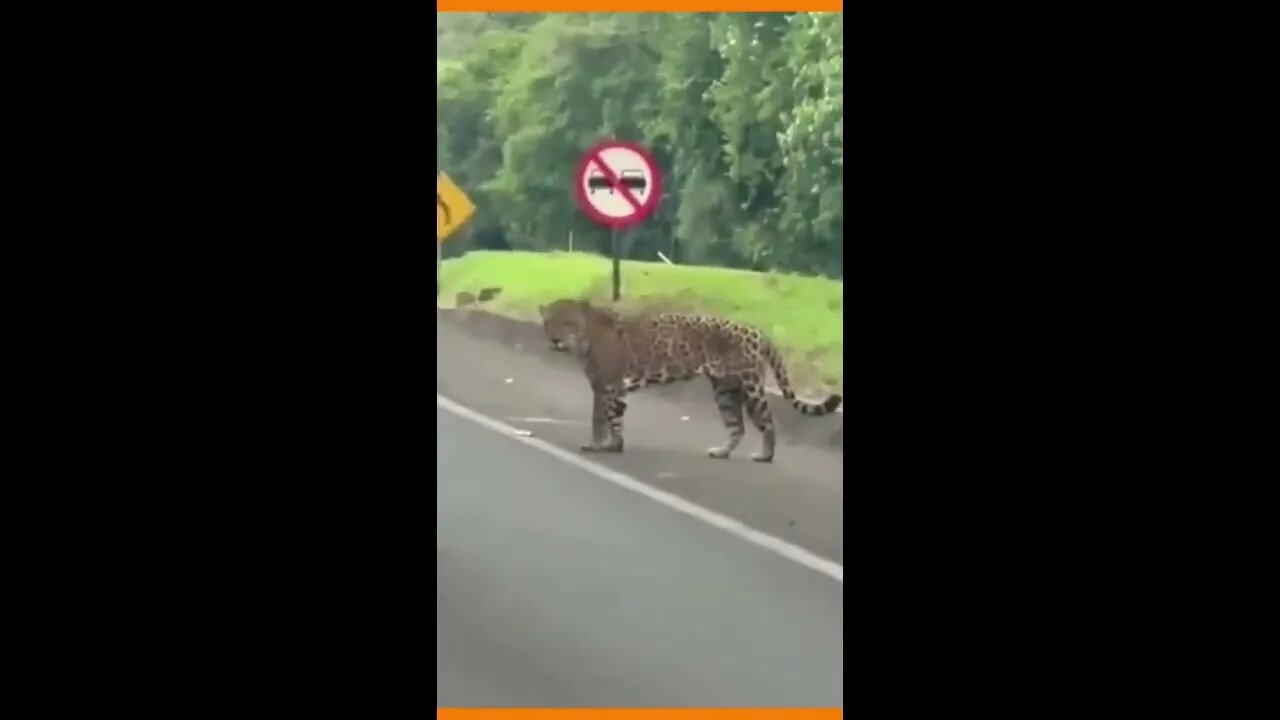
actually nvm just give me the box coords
[438,394,844,584]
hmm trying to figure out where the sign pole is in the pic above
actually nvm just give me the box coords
[611,226,621,301]
[572,139,662,304]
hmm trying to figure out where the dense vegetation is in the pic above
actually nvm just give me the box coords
[437,12,843,279]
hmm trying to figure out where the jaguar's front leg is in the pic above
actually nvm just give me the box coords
[582,383,626,453]
[581,388,611,452]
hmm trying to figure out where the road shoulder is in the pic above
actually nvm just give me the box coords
[436,308,845,564]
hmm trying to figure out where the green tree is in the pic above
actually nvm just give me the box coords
[435,12,844,277]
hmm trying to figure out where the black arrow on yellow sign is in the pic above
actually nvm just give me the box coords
[437,170,476,244]
[437,191,451,227]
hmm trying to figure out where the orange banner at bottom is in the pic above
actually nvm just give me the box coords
[437,707,839,712]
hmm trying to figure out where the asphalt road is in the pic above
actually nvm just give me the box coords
[435,308,846,565]
[436,403,844,707]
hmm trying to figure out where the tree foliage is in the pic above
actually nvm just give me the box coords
[436,12,843,278]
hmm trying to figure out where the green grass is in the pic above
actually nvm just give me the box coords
[438,250,844,391]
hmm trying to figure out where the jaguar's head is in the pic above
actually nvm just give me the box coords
[539,299,590,353]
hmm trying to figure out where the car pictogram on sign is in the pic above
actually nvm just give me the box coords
[588,169,648,196]
[619,170,647,193]
[587,170,610,194]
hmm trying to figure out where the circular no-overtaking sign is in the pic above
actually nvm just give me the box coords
[573,140,662,229]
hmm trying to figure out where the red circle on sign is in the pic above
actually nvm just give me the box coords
[573,140,662,229]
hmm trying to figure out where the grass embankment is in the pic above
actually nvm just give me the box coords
[438,251,843,391]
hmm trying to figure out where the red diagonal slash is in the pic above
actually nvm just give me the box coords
[588,151,644,213]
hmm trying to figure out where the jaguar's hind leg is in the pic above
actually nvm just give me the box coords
[707,376,745,459]
[743,381,776,463]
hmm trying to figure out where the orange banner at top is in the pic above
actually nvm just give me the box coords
[438,0,842,11]
[435,707,844,712]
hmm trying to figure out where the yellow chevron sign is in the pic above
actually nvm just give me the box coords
[437,171,476,243]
